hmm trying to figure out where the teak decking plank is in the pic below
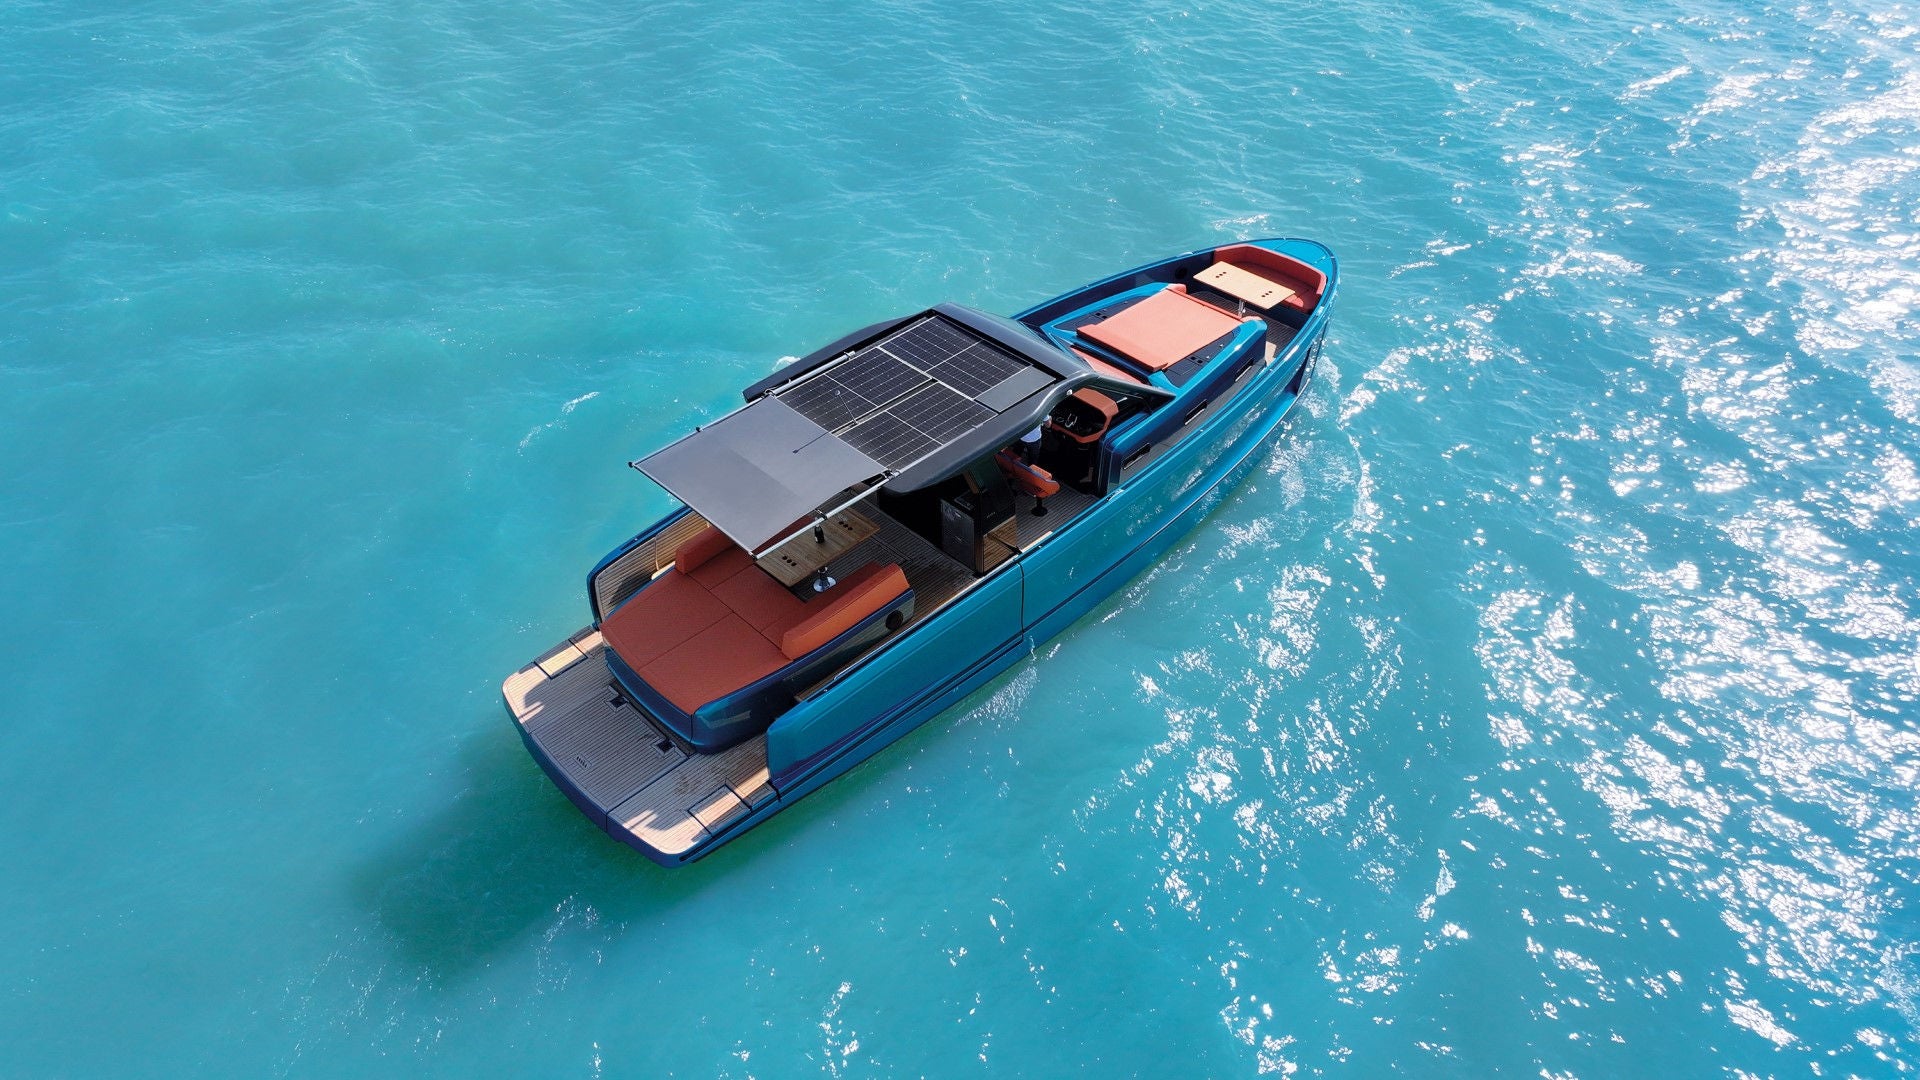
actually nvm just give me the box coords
[608,735,770,854]
[511,645,685,809]
[512,628,775,857]
[534,639,586,678]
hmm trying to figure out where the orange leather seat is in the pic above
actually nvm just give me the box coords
[638,615,791,714]
[1076,285,1252,371]
[600,570,732,669]
[602,523,909,714]
[995,449,1060,500]
[673,524,736,574]
[1047,388,1119,445]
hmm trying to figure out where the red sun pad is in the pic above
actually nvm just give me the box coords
[1076,287,1249,371]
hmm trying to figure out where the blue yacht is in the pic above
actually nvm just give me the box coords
[503,238,1337,864]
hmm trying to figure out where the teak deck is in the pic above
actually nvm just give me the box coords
[505,628,772,857]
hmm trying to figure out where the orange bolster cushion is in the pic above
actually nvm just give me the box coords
[675,524,735,574]
[1212,244,1326,309]
[779,563,909,660]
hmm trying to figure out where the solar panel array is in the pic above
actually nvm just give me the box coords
[779,316,1040,470]
[878,317,1026,397]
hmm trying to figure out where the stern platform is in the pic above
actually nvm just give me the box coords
[503,629,772,862]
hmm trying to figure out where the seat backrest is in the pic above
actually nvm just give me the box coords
[675,524,736,574]
[995,450,1061,499]
[1211,244,1326,310]
[778,562,910,659]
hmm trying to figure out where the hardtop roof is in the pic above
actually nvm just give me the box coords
[636,304,1117,552]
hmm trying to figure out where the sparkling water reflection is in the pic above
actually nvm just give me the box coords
[3,0,1919,1074]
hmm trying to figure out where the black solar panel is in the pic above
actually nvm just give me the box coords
[878,317,975,371]
[783,351,931,433]
[780,375,872,432]
[841,412,938,470]
[888,383,993,445]
[929,342,1025,397]
[779,314,1057,472]
[878,318,1027,397]
[840,383,994,470]
[824,350,930,409]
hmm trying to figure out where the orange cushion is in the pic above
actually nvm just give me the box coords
[778,563,909,660]
[1072,388,1119,423]
[1047,387,1120,445]
[686,545,752,590]
[995,450,1060,499]
[601,571,731,669]
[675,525,735,574]
[1076,287,1248,371]
[711,564,807,632]
[638,614,790,713]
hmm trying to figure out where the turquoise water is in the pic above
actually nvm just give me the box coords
[6,0,1920,1073]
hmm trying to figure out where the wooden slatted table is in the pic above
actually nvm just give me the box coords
[755,508,880,586]
[1194,261,1299,311]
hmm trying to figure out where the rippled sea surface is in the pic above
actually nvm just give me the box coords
[6,0,1920,1074]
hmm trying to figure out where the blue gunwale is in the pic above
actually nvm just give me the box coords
[519,237,1337,865]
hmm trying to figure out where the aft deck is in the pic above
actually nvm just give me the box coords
[505,486,1096,859]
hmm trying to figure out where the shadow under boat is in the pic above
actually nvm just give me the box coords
[351,694,949,982]
[348,727,708,982]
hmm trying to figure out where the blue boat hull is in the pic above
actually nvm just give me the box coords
[513,237,1336,865]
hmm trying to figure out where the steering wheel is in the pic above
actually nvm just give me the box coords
[1055,405,1097,437]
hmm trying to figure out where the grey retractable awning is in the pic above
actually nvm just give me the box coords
[634,397,884,553]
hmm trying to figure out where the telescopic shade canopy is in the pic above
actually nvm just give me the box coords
[634,397,885,553]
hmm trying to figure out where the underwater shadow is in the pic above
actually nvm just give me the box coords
[348,721,747,984]
[352,661,1019,986]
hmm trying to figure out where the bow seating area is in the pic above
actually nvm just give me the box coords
[601,524,909,728]
[1066,245,1326,379]
[1075,284,1258,372]
[1205,244,1328,319]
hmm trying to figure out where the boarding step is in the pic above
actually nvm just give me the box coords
[504,628,772,858]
